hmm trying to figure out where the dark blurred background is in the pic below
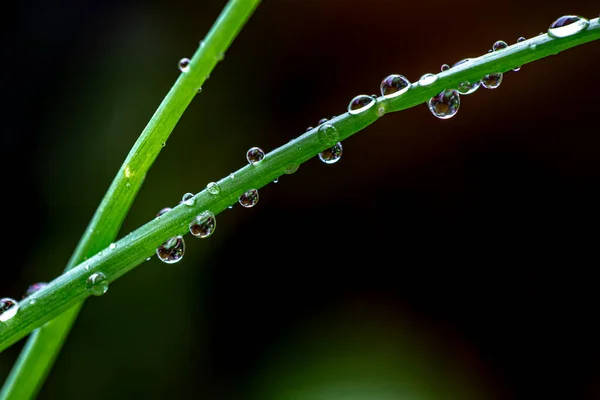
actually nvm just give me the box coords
[1,0,599,399]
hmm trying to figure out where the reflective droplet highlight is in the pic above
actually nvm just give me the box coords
[517,36,526,43]
[178,58,191,72]
[481,73,503,89]
[206,182,221,195]
[86,272,109,296]
[418,73,438,86]
[441,64,450,71]
[319,142,343,164]
[380,74,410,99]
[0,298,19,322]
[547,15,590,38]
[492,40,508,51]
[348,95,376,115]
[23,282,48,299]
[318,123,339,146]
[156,236,186,264]
[189,211,216,239]
[156,207,172,218]
[453,59,480,95]
[246,147,265,164]
[109,243,116,250]
[182,192,195,206]
[318,118,329,125]
[428,90,460,119]
[239,189,259,208]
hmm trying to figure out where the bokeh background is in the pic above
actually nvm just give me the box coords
[1,0,599,399]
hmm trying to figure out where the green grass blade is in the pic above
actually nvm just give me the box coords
[0,1,261,399]
[1,19,598,355]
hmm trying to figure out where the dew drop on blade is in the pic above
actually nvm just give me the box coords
[453,59,481,95]
[428,89,460,119]
[347,95,376,115]
[23,282,48,299]
[178,57,191,72]
[189,211,216,238]
[481,73,503,89]
[418,73,438,86]
[547,15,590,38]
[0,298,19,322]
[156,236,185,264]
[492,40,508,51]
[318,142,343,164]
[380,74,410,98]
[181,192,195,206]
[239,189,259,208]
[318,118,329,125]
[86,272,109,296]
[206,182,221,195]
[317,123,339,146]
[246,147,265,164]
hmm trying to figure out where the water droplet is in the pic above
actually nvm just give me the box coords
[318,118,329,125]
[23,282,48,299]
[418,73,438,86]
[217,52,225,62]
[284,164,299,175]
[306,126,314,132]
[318,142,343,164]
[86,272,109,296]
[182,192,195,206]
[178,57,191,72]
[161,142,166,147]
[453,59,481,95]
[273,178,279,184]
[156,236,186,264]
[517,36,526,43]
[547,15,590,38]
[348,95,376,115]
[85,263,90,271]
[481,73,503,89]
[0,298,19,322]
[228,205,233,209]
[156,207,172,218]
[441,64,450,71]
[189,211,216,238]
[29,299,36,305]
[206,182,221,195]
[109,243,116,250]
[197,87,203,93]
[380,74,410,99]
[317,123,339,146]
[239,189,259,208]
[246,147,265,164]
[492,40,508,51]
[229,173,235,180]
[377,107,385,117]
[146,257,152,261]
[428,89,460,119]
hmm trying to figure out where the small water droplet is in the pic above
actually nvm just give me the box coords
[109,243,116,250]
[181,192,195,206]
[418,73,438,86]
[161,142,166,147]
[23,282,48,299]
[228,205,233,209]
[156,207,172,218]
[189,211,216,238]
[380,74,410,99]
[318,142,343,164]
[29,299,36,305]
[206,182,221,195]
[273,178,279,184]
[481,73,503,89]
[156,236,186,264]
[86,272,109,296]
[317,123,339,146]
[178,57,190,72]
[428,89,460,119]
[547,15,590,38]
[347,95,376,115]
[441,64,450,71]
[517,36,526,43]
[229,173,235,180]
[377,107,385,117]
[0,298,19,322]
[318,118,329,125]
[85,263,90,270]
[246,147,265,164]
[197,87,203,93]
[492,40,508,51]
[284,164,299,175]
[239,189,259,208]
[146,257,152,261]
[453,59,481,95]
[306,126,314,132]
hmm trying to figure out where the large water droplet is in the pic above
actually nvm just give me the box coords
[23,282,48,298]
[440,64,450,71]
[181,192,195,206]
[348,95,376,115]
[428,89,460,119]
[418,73,438,86]
[206,182,221,195]
[318,142,343,164]
[239,189,259,208]
[547,15,590,38]
[492,40,508,51]
[189,211,216,238]
[481,73,503,89]
[0,298,19,322]
[246,147,265,164]
[156,236,186,264]
[178,58,191,72]
[453,59,481,95]
[156,207,172,218]
[380,74,410,99]
[317,123,339,146]
[86,272,109,296]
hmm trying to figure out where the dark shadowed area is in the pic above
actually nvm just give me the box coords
[1,0,599,399]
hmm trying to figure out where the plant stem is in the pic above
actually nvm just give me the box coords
[0,0,261,399]
[1,19,598,355]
